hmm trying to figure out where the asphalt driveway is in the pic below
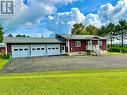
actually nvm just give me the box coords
[1,54,127,73]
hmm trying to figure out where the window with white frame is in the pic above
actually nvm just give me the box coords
[99,41,102,46]
[75,41,81,47]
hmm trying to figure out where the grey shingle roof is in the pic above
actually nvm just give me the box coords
[57,34,107,40]
[3,37,65,44]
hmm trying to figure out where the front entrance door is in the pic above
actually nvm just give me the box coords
[61,45,65,54]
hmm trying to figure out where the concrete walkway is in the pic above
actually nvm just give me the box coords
[1,54,127,73]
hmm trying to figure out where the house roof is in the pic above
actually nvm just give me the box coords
[3,37,65,44]
[57,34,107,40]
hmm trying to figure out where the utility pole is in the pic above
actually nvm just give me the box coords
[110,32,113,50]
[121,30,124,53]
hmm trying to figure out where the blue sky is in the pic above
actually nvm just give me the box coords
[57,0,117,14]
[0,0,126,37]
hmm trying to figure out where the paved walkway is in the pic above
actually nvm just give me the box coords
[1,54,127,73]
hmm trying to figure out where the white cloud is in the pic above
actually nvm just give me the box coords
[46,8,85,35]
[84,13,102,27]
[2,0,127,37]
[98,0,127,24]
[0,0,78,32]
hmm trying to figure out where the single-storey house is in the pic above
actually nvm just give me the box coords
[56,34,107,55]
[3,34,107,58]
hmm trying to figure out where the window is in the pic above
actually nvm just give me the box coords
[37,48,40,50]
[56,47,58,49]
[99,41,102,46]
[88,41,91,45]
[24,49,28,51]
[52,48,55,49]
[32,48,36,50]
[48,48,51,50]
[41,48,44,50]
[14,49,18,51]
[75,41,81,47]
[19,49,23,51]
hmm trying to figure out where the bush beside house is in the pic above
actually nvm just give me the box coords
[108,44,127,53]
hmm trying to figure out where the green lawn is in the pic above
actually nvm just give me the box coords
[1,69,127,95]
[0,59,9,70]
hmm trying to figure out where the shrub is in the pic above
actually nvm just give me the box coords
[1,53,11,59]
[108,44,127,53]
[108,47,121,52]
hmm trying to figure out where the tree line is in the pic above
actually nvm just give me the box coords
[71,19,127,37]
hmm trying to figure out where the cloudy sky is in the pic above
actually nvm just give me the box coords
[0,0,126,37]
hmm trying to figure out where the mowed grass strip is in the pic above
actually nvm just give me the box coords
[0,59,9,70]
[1,69,127,95]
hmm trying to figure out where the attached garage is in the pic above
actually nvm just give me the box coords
[4,37,66,58]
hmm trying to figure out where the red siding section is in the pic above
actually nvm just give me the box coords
[70,40,86,52]
[0,47,5,52]
[7,44,12,53]
[69,40,107,52]
[101,40,107,50]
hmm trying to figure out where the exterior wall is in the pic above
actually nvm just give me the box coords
[0,47,5,52]
[69,39,107,52]
[100,40,107,50]
[7,44,12,53]
[69,40,87,52]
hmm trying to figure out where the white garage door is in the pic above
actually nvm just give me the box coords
[47,44,60,55]
[12,45,30,58]
[31,44,46,57]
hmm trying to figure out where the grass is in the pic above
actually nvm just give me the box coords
[1,69,127,95]
[0,59,9,70]
[104,52,125,56]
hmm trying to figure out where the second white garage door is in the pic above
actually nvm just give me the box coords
[31,44,46,57]
[47,44,60,55]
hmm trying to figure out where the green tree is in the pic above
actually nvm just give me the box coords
[0,25,4,43]
[71,23,87,35]
[96,26,108,36]
[118,19,127,53]
[16,34,29,37]
[7,34,13,37]
[85,25,98,35]
[107,23,116,34]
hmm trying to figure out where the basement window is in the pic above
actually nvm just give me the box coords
[75,41,81,47]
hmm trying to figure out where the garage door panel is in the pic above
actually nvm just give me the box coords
[47,44,60,55]
[31,44,46,57]
[12,45,30,58]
